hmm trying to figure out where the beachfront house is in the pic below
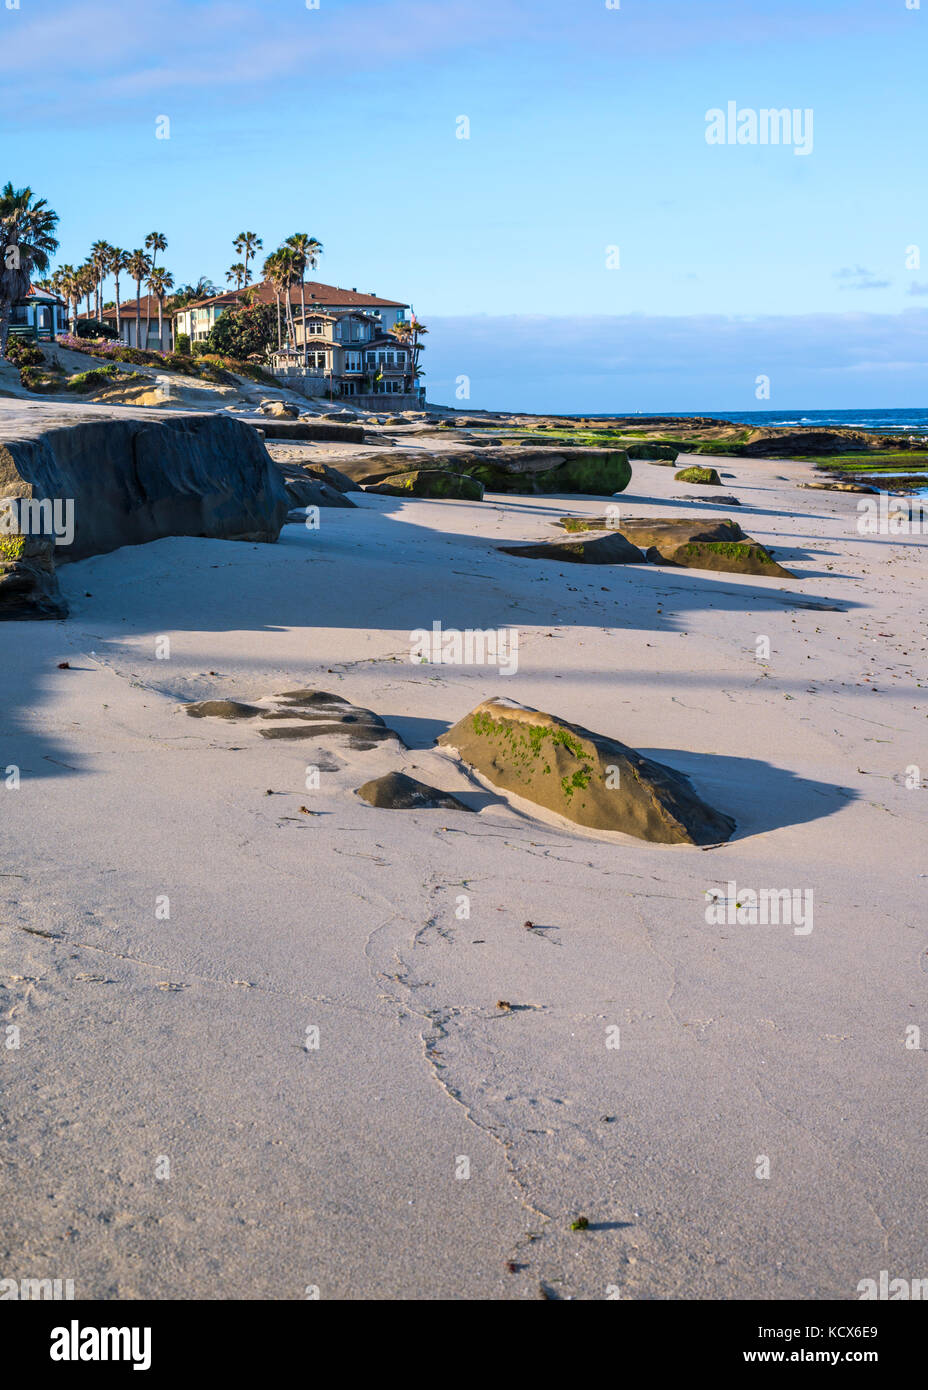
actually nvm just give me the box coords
[173,279,421,405]
[77,296,173,352]
[9,286,68,341]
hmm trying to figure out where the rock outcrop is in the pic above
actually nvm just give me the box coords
[500,532,642,564]
[185,689,404,750]
[0,408,290,619]
[356,771,473,811]
[675,466,722,486]
[615,517,794,577]
[438,698,735,844]
[364,469,485,500]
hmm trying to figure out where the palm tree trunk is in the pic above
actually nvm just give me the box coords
[275,293,282,350]
[135,281,141,349]
[115,278,121,336]
[0,297,12,356]
[158,299,164,351]
[300,277,307,366]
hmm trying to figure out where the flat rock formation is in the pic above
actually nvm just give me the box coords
[356,771,474,812]
[337,447,632,496]
[0,407,289,620]
[438,698,735,845]
[500,532,642,564]
[246,418,366,443]
[185,689,404,751]
[364,469,485,500]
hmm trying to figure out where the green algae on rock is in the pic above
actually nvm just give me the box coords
[437,698,735,845]
[675,466,722,486]
[365,469,485,500]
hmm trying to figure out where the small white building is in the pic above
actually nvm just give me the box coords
[77,296,173,351]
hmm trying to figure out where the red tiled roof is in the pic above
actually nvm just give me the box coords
[184,279,407,311]
[78,295,164,319]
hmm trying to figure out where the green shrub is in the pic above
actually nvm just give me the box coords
[5,339,45,367]
[192,340,210,356]
[175,332,191,355]
[75,318,119,340]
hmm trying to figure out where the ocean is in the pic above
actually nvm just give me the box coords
[580,408,928,436]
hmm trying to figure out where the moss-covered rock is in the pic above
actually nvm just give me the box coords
[650,539,794,577]
[626,443,681,462]
[462,449,631,496]
[438,698,735,844]
[610,516,794,576]
[675,466,722,486]
[365,468,485,500]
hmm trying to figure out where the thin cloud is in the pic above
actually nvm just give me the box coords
[833,267,891,291]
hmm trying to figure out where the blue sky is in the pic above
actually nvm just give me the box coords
[3,0,926,411]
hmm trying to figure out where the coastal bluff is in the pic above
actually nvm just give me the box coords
[0,405,289,619]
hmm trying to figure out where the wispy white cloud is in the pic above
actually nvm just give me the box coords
[0,0,901,125]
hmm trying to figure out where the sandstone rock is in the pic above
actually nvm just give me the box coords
[798,480,878,493]
[463,449,632,496]
[0,541,66,619]
[615,517,745,550]
[646,539,794,578]
[355,771,474,812]
[626,443,681,461]
[438,698,735,845]
[183,689,404,750]
[250,419,366,444]
[258,691,403,749]
[499,532,642,564]
[260,399,300,418]
[364,469,484,501]
[283,476,356,509]
[0,410,289,619]
[612,516,794,577]
[185,700,264,719]
[675,466,722,486]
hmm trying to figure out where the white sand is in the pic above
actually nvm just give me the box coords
[2,442,926,1299]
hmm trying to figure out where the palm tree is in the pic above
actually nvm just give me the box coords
[262,250,288,350]
[284,234,323,366]
[127,249,152,348]
[0,183,59,353]
[145,231,167,272]
[57,265,79,333]
[89,239,113,320]
[79,262,96,320]
[147,267,175,351]
[391,315,427,393]
[233,232,263,286]
[271,246,300,348]
[108,248,130,337]
[226,262,247,289]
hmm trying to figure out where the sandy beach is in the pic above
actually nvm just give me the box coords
[2,410,926,1300]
